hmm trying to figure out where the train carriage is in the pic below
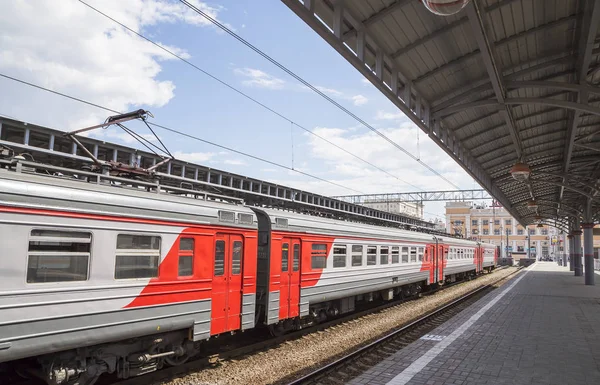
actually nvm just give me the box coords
[251,208,496,334]
[0,170,258,381]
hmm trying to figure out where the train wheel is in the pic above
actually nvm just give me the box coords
[165,353,190,366]
[268,324,286,337]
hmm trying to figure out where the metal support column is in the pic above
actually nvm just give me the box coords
[568,233,574,271]
[583,223,595,285]
[573,219,583,277]
[562,233,568,267]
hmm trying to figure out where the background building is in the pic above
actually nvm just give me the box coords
[362,200,424,219]
[445,201,558,260]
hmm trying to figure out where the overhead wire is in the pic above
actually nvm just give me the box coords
[0,72,364,194]
[178,0,460,190]
[76,0,423,192]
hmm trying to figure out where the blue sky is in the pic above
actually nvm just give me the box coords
[0,0,484,221]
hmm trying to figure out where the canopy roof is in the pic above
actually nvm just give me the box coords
[283,0,600,231]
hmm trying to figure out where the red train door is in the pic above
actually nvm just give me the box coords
[437,244,446,283]
[280,238,301,319]
[211,234,244,335]
[426,245,436,284]
[289,241,301,318]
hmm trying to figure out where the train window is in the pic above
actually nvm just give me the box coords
[282,243,289,272]
[401,247,409,263]
[391,246,400,263]
[351,245,363,266]
[410,247,417,263]
[214,240,225,276]
[380,246,389,265]
[178,238,194,277]
[293,244,300,271]
[418,247,424,262]
[232,241,242,275]
[27,229,91,283]
[311,244,327,269]
[115,235,161,279]
[367,246,377,266]
[333,245,346,268]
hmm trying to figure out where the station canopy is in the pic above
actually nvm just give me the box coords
[283,0,600,231]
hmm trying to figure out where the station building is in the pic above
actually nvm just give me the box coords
[446,201,560,260]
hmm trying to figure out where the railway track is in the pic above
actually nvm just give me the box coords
[283,267,522,385]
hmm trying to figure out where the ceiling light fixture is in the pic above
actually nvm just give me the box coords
[510,161,531,182]
[421,0,472,16]
[527,200,538,209]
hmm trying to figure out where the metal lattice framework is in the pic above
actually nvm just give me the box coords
[333,189,491,203]
[0,116,448,233]
[283,0,600,230]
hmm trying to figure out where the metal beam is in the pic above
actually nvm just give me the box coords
[389,0,520,59]
[475,119,567,147]
[415,14,578,86]
[282,0,523,225]
[437,97,600,118]
[332,189,492,203]
[559,0,600,214]
[461,108,565,144]
[474,135,566,162]
[504,80,600,95]
[490,154,600,179]
[432,52,576,112]
[341,0,411,40]
[466,1,522,158]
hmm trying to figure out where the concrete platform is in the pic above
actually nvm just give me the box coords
[348,263,600,385]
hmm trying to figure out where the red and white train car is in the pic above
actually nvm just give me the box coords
[0,167,496,385]
[0,170,258,383]
[252,208,497,334]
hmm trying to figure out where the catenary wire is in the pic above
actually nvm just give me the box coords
[0,72,364,194]
[76,0,423,192]
[178,0,461,190]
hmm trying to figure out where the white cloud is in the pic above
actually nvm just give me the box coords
[375,110,405,121]
[352,94,368,106]
[224,159,247,166]
[286,124,474,199]
[312,85,368,106]
[88,128,159,145]
[361,78,371,85]
[315,86,344,97]
[173,151,215,163]
[260,168,278,172]
[0,0,229,129]
[234,68,285,89]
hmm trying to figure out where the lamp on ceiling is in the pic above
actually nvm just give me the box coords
[421,0,471,16]
[527,200,538,209]
[510,161,531,182]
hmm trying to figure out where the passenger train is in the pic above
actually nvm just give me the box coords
[0,166,497,385]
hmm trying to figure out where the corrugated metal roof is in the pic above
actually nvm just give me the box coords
[283,0,600,231]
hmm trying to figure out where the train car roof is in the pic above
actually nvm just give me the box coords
[0,169,257,229]
[256,207,483,246]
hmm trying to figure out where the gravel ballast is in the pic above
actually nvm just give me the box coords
[162,267,520,385]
